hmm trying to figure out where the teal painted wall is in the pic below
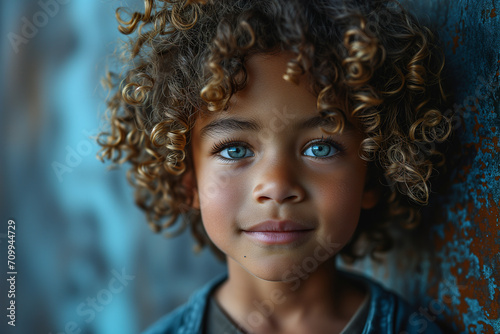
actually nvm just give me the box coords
[348,1,500,332]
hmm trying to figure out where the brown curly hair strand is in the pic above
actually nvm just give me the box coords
[97,0,451,262]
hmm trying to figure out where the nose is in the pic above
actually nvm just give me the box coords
[252,158,306,204]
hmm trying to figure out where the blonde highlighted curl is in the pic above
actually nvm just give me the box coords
[97,0,451,262]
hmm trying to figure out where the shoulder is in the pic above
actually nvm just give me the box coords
[141,274,227,334]
[340,270,444,334]
[142,303,190,334]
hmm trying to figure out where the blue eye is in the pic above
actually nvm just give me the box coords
[219,145,253,159]
[303,142,339,158]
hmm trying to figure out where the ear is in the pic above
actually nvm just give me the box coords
[182,169,200,210]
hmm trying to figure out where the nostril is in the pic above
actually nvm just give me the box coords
[282,194,299,203]
[256,195,272,203]
[254,189,304,204]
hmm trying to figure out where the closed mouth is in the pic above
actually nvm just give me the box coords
[244,220,313,232]
[242,220,314,245]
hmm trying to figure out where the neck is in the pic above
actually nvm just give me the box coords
[214,257,364,333]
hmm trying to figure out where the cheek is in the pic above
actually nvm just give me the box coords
[314,167,366,238]
[196,168,247,240]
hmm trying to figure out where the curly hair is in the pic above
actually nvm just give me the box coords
[97,0,451,262]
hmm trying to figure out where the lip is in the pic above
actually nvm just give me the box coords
[245,220,312,232]
[242,220,314,245]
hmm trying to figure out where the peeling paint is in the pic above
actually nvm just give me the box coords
[396,0,500,332]
[490,318,500,333]
[482,265,499,301]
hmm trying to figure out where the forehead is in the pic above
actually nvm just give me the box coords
[194,52,355,132]
[230,53,317,113]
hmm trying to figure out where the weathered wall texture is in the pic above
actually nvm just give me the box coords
[401,0,499,332]
[347,0,499,333]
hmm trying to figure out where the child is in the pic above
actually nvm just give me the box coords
[98,0,451,333]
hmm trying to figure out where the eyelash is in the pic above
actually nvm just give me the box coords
[304,136,346,160]
[210,136,346,161]
[210,139,252,162]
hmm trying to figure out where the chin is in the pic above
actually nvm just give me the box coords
[237,253,325,283]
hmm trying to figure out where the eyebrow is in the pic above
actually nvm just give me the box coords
[199,114,354,139]
[200,118,261,139]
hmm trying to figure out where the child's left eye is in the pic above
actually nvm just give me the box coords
[303,139,342,158]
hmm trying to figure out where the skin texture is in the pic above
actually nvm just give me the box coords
[189,53,378,333]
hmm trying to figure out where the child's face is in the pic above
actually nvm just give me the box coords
[190,53,377,281]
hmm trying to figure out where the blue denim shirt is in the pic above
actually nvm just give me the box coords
[143,271,443,334]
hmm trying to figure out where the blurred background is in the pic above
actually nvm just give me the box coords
[1,1,498,333]
[0,1,226,333]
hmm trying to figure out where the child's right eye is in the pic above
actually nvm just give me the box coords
[211,140,255,161]
[219,145,254,160]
